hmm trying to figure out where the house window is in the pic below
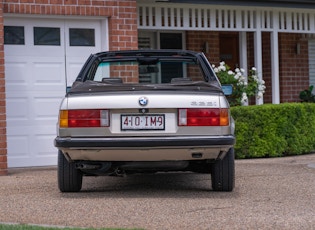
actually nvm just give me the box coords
[4,26,25,45]
[34,27,61,46]
[69,28,95,46]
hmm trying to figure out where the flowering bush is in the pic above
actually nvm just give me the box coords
[212,62,266,106]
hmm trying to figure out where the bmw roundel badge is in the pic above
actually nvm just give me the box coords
[139,97,148,106]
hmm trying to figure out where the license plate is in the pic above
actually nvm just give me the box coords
[121,114,165,130]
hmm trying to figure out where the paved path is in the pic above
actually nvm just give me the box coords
[0,154,315,230]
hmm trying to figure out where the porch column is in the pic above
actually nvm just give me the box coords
[254,14,264,105]
[271,12,280,104]
[239,32,248,76]
[271,32,280,104]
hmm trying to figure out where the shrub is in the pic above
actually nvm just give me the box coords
[231,103,315,159]
[299,85,315,102]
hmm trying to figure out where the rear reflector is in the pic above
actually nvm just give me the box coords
[178,108,229,126]
[59,109,109,128]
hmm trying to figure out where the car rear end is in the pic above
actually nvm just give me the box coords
[54,50,235,192]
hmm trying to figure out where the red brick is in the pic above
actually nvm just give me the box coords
[0,169,8,176]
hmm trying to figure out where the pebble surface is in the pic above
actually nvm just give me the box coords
[0,154,315,230]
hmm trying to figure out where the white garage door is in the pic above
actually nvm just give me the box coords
[4,17,106,167]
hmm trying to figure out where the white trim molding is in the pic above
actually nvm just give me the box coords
[138,3,315,34]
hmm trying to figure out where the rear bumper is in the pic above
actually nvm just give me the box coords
[55,135,235,161]
[55,135,235,149]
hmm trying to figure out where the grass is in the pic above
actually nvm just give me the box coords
[0,224,142,230]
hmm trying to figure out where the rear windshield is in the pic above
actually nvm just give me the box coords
[91,59,206,84]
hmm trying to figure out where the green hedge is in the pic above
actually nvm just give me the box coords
[230,103,315,159]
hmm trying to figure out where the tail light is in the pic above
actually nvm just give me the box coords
[178,108,229,126]
[59,109,109,128]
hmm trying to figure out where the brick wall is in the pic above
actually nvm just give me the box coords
[3,0,138,51]
[0,1,7,176]
[279,33,309,102]
[186,31,220,64]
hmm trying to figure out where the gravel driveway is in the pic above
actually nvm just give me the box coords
[0,154,315,230]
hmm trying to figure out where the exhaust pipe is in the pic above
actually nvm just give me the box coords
[114,168,126,177]
[76,163,101,170]
[75,162,111,172]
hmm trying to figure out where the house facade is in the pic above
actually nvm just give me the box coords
[0,0,315,174]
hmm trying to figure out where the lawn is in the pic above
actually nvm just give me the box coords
[0,224,142,230]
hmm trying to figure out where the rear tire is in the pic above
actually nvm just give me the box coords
[58,150,83,192]
[211,148,235,192]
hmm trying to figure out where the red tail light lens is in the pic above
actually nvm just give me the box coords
[59,109,109,128]
[178,108,229,126]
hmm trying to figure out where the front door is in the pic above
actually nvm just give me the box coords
[219,33,239,69]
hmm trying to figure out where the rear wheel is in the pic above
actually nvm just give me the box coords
[58,150,83,192]
[211,148,235,192]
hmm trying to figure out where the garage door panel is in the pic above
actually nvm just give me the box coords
[7,135,29,157]
[7,92,62,123]
[66,57,89,86]
[7,131,32,168]
[33,61,65,87]
[8,124,57,136]
[6,96,29,121]
[6,57,66,92]
[33,95,63,122]
[5,17,105,167]
[34,134,57,156]
[9,158,57,168]
[5,60,29,86]
[31,57,65,91]
[8,125,57,167]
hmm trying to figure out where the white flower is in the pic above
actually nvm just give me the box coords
[252,67,257,71]
[241,93,248,103]
[218,65,226,71]
[239,76,246,82]
[228,70,234,75]
[220,61,225,66]
[234,74,240,80]
[258,85,265,91]
[235,68,240,73]
[212,64,216,68]
[237,80,247,86]
[257,91,263,99]
[214,68,219,73]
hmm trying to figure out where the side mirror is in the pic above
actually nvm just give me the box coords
[221,84,233,96]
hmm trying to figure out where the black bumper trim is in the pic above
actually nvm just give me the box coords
[54,136,235,148]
